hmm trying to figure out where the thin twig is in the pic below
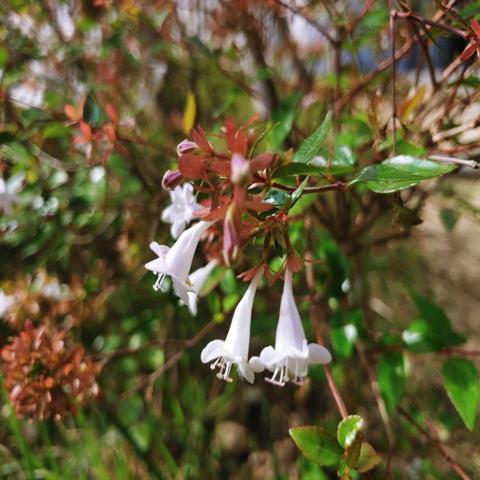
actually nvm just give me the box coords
[389,2,398,154]
[305,215,349,419]
[428,154,479,169]
[398,407,472,480]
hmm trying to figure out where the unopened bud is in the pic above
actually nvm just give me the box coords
[231,153,250,185]
[223,205,239,266]
[176,139,198,156]
[162,169,183,190]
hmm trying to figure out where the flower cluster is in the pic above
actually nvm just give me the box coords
[146,120,331,386]
[1,322,99,420]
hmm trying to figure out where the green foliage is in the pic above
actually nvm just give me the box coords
[289,426,343,466]
[337,415,363,449]
[377,351,407,413]
[290,416,381,478]
[442,358,480,431]
[293,112,333,164]
[350,156,456,193]
[402,295,465,353]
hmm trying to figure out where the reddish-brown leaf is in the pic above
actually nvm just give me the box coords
[179,154,208,180]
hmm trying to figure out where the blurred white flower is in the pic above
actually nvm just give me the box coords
[186,259,218,316]
[145,220,214,304]
[54,1,75,41]
[250,268,331,386]
[0,290,14,318]
[41,279,70,301]
[161,183,201,239]
[201,270,264,383]
[0,173,24,214]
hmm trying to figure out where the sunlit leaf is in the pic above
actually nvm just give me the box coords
[289,426,343,466]
[293,112,332,164]
[337,415,363,449]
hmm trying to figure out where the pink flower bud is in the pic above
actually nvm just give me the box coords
[223,205,239,266]
[230,153,250,185]
[162,170,183,190]
[176,139,198,156]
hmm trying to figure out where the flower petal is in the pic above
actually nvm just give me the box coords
[237,361,255,384]
[200,339,225,363]
[308,343,332,364]
[149,242,169,257]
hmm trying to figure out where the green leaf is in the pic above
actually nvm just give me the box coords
[402,295,465,353]
[442,358,479,431]
[344,435,362,469]
[293,112,333,164]
[273,145,355,178]
[290,177,309,205]
[289,426,343,466]
[83,93,102,128]
[377,352,407,412]
[440,207,459,231]
[337,415,364,449]
[0,47,8,70]
[354,442,381,473]
[331,324,357,359]
[349,156,456,193]
[263,189,291,207]
[43,122,70,139]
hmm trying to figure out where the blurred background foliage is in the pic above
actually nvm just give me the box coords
[0,0,480,478]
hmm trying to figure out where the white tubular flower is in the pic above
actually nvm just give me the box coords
[0,290,15,318]
[201,269,263,383]
[186,259,219,316]
[0,173,24,214]
[145,220,214,304]
[250,268,331,387]
[161,183,201,239]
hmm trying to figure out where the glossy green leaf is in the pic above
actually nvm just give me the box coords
[289,426,343,466]
[377,352,406,412]
[263,189,291,207]
[293,112,332,164]
[337,415,364,449]
[442,358,479,431]
[349,156,456,193]
[354,442,381,473]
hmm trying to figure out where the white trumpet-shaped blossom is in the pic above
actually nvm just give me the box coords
[250,268,331,386]
[145,220,214,304]
[186,259,219,316]
[201,270,264,383]
[161,183,201,239]
[0,173,24,214]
